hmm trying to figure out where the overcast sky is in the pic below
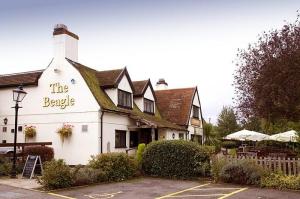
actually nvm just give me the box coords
[0,0,299,123]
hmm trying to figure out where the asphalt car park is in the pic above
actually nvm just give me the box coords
[1,177,300,199]
[49,177,300,199]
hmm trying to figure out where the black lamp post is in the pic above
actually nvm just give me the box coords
[10,85,27,178]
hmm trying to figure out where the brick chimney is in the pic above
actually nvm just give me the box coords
[53,24,79,63]
[156,78,168,90]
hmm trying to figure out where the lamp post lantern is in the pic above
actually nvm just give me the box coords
[11,85,27,178]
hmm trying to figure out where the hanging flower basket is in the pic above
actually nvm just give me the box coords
[24,125,37,139]
[57,124,73,143]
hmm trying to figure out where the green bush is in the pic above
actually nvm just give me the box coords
[71,165,108,186]
[24,146,54,162]
[136,143,146,165]
[220,160,265,185]
[221,141,238,149]
[211,156,227,182]
[261,173,300,190]
[0,157,11,176]
[142,140,211,179]
[39,159,73,189]
[88,153,138,182]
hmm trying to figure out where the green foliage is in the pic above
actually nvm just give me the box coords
[220,160,265,185]
[211,157,227,182]
[203,122,222,150]
[142,140,211,179]
[217,106,240,137]
[24,146,54,162]
[0,157,11,176]
[71,165,108,186]
[261,173,300,190]
[88,153,138,182]
[136,143,146,165]
[221,141,238,149]
[39,159,73,189]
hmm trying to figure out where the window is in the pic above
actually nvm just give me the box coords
[2,127,7,132]
[193,105,200,118]
[179,133,184,139]
[18,126,23,132]
[11,129,14,133]
[118,89,132,108]
[82,125,88,132]
[144,98,154,114]
[115,130,127,148]
[2,140,6,144]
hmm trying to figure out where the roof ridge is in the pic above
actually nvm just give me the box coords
[0,69,44,77]
[155,87,196,92]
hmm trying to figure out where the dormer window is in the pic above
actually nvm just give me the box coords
[144,98,154,114]
[118,89,132,109]
[192,105,200,119]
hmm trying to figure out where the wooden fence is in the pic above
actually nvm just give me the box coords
[225,155,300,176]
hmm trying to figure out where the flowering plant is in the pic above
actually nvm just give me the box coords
[24,125,37,138]
[57,124,73,142]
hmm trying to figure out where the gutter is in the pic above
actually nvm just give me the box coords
[100,109,104,154]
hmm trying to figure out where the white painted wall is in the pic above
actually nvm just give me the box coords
[0,57,101,165]
[187,89,203,141]
[134,85,156,113]
[104,74,133,107]
[158,129,186,140]
[102,112,135,153]
[134,97,143,111]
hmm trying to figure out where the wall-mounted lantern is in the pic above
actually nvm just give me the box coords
[3,118,8,125]
[172,133,175,139]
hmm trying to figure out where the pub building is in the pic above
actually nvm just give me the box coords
[0,25,204,165]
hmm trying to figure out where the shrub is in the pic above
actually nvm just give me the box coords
[221,141,238,149]
[72,165,108,186]
[0,157,11,176]
[39,159,72,189]
[24,146,54,162]
[136,143,146,165]
[261,173,300,190]
[220,160,265,185]
[211,156,227,182]
[142,140,211,179]
[88,153,138,182]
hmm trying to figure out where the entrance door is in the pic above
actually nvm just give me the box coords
[130,131,138,147]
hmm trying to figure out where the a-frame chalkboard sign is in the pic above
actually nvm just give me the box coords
[22,155,43,179]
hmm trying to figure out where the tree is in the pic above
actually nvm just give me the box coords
[203,121,221,146]
[234,13,300,124]
[216,106,240,137]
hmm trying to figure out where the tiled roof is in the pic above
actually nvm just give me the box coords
[66,58,184,131]
[132,80,148,96]
[0,70,44,88]
[96,69,123,88]
[155,87,196,126]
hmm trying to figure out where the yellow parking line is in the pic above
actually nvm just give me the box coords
[48,192,77,199]
[167,193,226,197]
[218,187,248,199]
[155,183,211,199]
[193,187,243,190]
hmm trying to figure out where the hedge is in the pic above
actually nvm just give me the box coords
[88,152,138,182]
[24,146,54,162]
[142,140,211,179]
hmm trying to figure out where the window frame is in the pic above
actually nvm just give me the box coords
[192,105,200,119]
[117,89,132,109]
[115,130,127,148]
[144,98,154,114]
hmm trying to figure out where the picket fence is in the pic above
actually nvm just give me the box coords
[225,155,300,176]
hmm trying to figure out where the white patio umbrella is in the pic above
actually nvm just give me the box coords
[224,129,269,141]
[269,130,299,142]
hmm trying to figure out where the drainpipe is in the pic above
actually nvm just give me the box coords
[100,109,104,154]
